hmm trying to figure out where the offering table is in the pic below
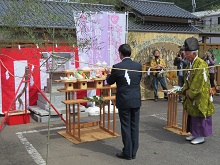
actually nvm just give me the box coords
[58,85,117,142]
[163,92,188,135]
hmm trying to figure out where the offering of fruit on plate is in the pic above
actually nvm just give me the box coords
[75,71,91,79]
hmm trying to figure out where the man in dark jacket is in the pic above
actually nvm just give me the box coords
[106,44,142,160]
[173,47,188,101]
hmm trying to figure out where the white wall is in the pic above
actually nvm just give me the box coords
[201,15,220,43]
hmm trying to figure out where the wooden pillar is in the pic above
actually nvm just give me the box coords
[202,36,207,57]
[217,66,220,86]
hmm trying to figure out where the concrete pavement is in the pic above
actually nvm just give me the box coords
[1,96,220,165]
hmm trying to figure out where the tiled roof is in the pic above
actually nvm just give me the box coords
[128,20,201,33]
[0,0,116,29]
[192,9,220,18]
[0,0,200,34]
[122,0,199,19]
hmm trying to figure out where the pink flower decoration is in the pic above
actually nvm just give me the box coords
[110,15,119,24]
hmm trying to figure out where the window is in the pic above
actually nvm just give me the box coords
[218,17,220,24]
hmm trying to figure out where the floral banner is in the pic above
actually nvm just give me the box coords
[109,13,126,66]
[74,13,109,67]
[74,12,127,67]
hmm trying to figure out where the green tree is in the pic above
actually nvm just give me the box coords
[211,4,220,10]
[0,0,77,49]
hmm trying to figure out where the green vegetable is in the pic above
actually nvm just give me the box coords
[75,72,83,79]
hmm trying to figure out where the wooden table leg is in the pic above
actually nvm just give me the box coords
[107,100,110,131]
[170,94,174,126]
[174,94,178,126]
[103,103,105,128]
[73,103,76,136]
[100,89,103,127]
[66,104,69,133]
[167,93,178,127]
[77,103,81,141]
[113,100,116,134]
[167,94,171,127]
[99,104,103,127]
[182,109,188,133]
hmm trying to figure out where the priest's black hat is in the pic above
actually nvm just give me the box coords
[183,37,199,51]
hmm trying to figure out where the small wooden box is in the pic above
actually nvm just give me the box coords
[87,80,104,88]
[65,82,74,90]
[94,80,103,88]
[93,78,105,88]
[75,79,88,89]
[61,80,77,90]
[6,110,30,126]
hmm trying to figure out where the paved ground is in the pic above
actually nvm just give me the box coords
[1,96,220,165]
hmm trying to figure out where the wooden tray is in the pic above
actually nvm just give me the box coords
[61,80,77,83]
[77,69,91,72]
[93,77,106,81]
[77,79,89,82]
[62,70,75,73]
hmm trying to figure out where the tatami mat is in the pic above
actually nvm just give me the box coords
[58,126,120,144]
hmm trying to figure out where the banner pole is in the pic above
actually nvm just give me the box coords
[126,12,128,44]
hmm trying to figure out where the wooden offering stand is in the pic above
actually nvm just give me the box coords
[163,92,189,135]
[55,70,77,90]
[57,70,117,142]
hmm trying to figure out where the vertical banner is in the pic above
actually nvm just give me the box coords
[109,13,126,66]
[74,13,110,67]
[74,13,110,101]
[91,13,109,65]
[28,56,41,106]
[74,13,93,68]
[40,59,49,91]
[14,61,28,110]
[74,12,126,100]
[0,64,2,114]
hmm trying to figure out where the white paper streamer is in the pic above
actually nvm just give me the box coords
[186,71,190,81]
[167,86,182,94]
[210,95,213,102]
[5,70,10,80]
[203,68,207,82]
[124,70,130,85]
[193,100,196,106]
[147,67,151,76]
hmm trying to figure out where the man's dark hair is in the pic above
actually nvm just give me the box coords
[180,47,185,51]
[152,49,159,55]
[118,44,131,57]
